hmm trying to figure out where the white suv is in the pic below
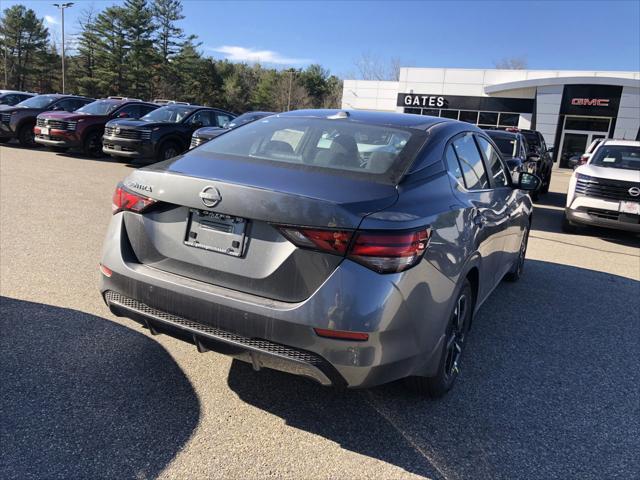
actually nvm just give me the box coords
[564,140,640,233]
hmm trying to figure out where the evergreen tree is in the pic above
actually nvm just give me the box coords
[0,5,50,91]
[123,0,157,99]
[92,6,129,95]
[71,6,101,97]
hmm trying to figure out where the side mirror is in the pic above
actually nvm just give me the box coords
[547,146,554,153]
[517,172,541,191]
[222,122,230,129]
[118,112,129,118]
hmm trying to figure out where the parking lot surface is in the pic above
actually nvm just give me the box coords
[1,144,639,480]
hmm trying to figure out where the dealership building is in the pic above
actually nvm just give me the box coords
[341,67,640,166]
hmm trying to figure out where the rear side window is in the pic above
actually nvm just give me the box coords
[476,136,509,187]
[198,116,425,183]
[445,145,464,187]
[451,134,490,190]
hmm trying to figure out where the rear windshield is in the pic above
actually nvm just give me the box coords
[521,131,539,147]
[196,116,427,183]
[590,145,640,171]
[488,135,517,158]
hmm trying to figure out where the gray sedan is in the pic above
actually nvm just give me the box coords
[100,109,539,397]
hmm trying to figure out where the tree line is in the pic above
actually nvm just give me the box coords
[0,0,343,113]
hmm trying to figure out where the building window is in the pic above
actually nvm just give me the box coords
[478,112,499,126]
[564,116,610,132]
[498,113,519,127]
[459,111,479,124]
[421,108,440,116]
[404,108,421,114]
[440,109,459,119]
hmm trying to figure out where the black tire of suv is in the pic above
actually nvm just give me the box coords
[17,123,36,147]
[0,137,10,143]
[83,131,103,158]
[157,141,181,162]
[505,223,530,282]
[562,214,578,234]
[49,146,68,153]
[405,279,473,399]
[541,169,551,194]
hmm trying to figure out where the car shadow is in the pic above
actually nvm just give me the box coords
[227,260,639,479]
[0,297,199,480]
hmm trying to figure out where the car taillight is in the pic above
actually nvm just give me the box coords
[112,183,156,214]
[277,226,431,274]
[313,328,369,341]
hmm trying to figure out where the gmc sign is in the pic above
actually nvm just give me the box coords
[571,98,610,107]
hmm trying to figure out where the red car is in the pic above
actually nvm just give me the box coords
[34,97,159,157]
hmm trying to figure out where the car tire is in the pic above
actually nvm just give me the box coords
[0,137,10,143]
[157,141,181,162]
[405,279,473,398]
[17,123,36,147]
[562,214,578,234]
[541,169,551,194]
[83,131,104,158]
[505,223,530,282]
[49,146,68,153]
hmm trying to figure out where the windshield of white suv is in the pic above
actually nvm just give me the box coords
[76,100,119,115]
[590,145,640,171]
[141,106,194,123]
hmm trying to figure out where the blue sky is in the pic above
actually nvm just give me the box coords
[6,0,640,77]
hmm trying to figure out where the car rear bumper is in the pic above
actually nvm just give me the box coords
[99,214,455,388]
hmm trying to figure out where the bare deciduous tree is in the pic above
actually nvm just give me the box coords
[494,56,528,69]
[353,51,401,81]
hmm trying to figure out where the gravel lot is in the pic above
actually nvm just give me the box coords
[1,144,639,480]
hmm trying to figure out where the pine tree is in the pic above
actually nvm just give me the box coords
[72,6,101,97]
[92,6,129,96]
[0,5,50,91]
[123,0,157,99]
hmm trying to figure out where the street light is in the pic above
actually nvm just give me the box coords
[53,2,73,94]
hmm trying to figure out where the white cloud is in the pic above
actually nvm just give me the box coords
[209,45,310,65]
[44,15,59,25]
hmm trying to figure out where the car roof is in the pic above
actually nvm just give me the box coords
[599,139,640,147]
[277,109,451,130]
[0,90,36,95]
[485,129,520,139]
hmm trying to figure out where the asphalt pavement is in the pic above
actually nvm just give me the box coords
[1,144,639,480]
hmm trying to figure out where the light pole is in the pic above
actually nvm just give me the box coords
[287,69,295,111]
[53,3,73,93]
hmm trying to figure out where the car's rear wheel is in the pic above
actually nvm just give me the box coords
[49,146,68,153]
[17,124,36,147]
[158,141,180,162]
[0,137,10,144]
[83,131,103,158]
[505,223,530,282]
[405,279,473,398]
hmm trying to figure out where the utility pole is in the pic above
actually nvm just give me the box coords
[53,3,74,93]
[287,69,294,111]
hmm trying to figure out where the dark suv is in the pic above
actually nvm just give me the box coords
[103,104,236,162]
[507,128,554,194]
[0,94,94,146]
[0,90,36,106]
[35,97,158,157]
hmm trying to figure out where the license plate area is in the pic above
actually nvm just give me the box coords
[184,209,247,257]
[41,127,49,135]
[619,201,640,215]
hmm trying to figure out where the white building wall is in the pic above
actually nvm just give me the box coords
[613,86,640,140]
[535,85,564,148]
[341,79,397,112]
